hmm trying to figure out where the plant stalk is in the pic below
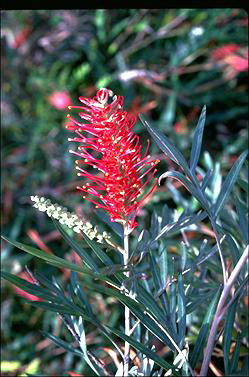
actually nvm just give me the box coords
[200,245,249,376]
[123,223,130,376]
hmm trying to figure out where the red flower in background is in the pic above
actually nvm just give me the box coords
[14,271,42,302]
[48,91,72,110]
[211,44,248,79]
[66,88,159,230]
[211,44,240,60]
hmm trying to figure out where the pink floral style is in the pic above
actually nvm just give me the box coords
[48,91,72,110]
[14,271,42,302]
[66,88,159,230]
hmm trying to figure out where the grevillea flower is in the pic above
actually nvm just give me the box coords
[65,88,159,230]
[48,91,72,110]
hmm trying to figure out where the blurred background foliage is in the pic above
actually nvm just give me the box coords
[1,9,248,376]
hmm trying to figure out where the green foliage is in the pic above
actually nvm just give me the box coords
[1,8,248,376]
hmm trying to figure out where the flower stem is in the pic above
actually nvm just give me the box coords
[200,245,249,376]
[123,223,130,376]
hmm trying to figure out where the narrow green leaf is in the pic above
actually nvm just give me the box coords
[81,231,113,267]
[154,210,207,242]
[30,300,82,316]
[139,114,191,177]
[1,236,120,288]
[234,194,248,245]
[158,171,210,214]
[190,287,221,368]
[41,331,84,357]
[177,273,186,349]
[169,258,177,335]
[136,283,176,340]
[70,271,94,317]
[201,168,213,191]
[1,271,63,304]
[230,332,241,373]
[223,296,239,375]
[103,325,181,376]
[149,251,169,314]
[212,150,248,218]
[190,105,206,173]
[81,280,178,351]
[53,220,100,272]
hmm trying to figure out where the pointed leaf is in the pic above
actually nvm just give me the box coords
[212,150,248,218]
[81,231,113,267]
[190,105,206,173]
[41,331,84,357]
[103,324,181,376]
[81,279,178,351]
[154,210,207,242]
[230,332,241,373]
[177,273,186,349]
[1,236,120,289]
[140,114,191,177]
[190,287,221,368]
[201,169,213,191]
[53,220,100,272]
[223,296,239,375]
[159,171,210,214]
[1,271,62,303]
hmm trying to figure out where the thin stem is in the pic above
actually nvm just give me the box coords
[200,245,249,376]
[123,223,130,376]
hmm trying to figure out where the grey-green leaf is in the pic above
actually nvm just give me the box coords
[190,105,206,173]
[139,114,191,177]
[212,150,248,218]
[190,287,221,369]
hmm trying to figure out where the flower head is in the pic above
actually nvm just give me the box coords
[48,91,72,110]
[66,88,159,230]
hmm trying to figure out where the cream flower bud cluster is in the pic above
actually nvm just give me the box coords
[30,196,111,243]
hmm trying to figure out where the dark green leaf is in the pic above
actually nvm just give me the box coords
[159,171,210,214]
[53,220,100,272]
[190,287,221,368]
[190,105,206,173]
[103,324,181,375]
[139,114,191,177]
[177,273,186,349]
[41,331,84,357]
[212,150,248,218]
[149,251,169,314]
[201,169,213,191]
[82,280,178,351]
[154,210,207,242]
[1,236,120,288]
[81,231,113,267]
[1,271,62,303]
[223,296,239,375]
[234,194,248,245]
[231,332,241,373]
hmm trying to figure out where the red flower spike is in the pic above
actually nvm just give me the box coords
[67,88,159,231]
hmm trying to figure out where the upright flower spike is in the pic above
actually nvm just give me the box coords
[66,88,159,231]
